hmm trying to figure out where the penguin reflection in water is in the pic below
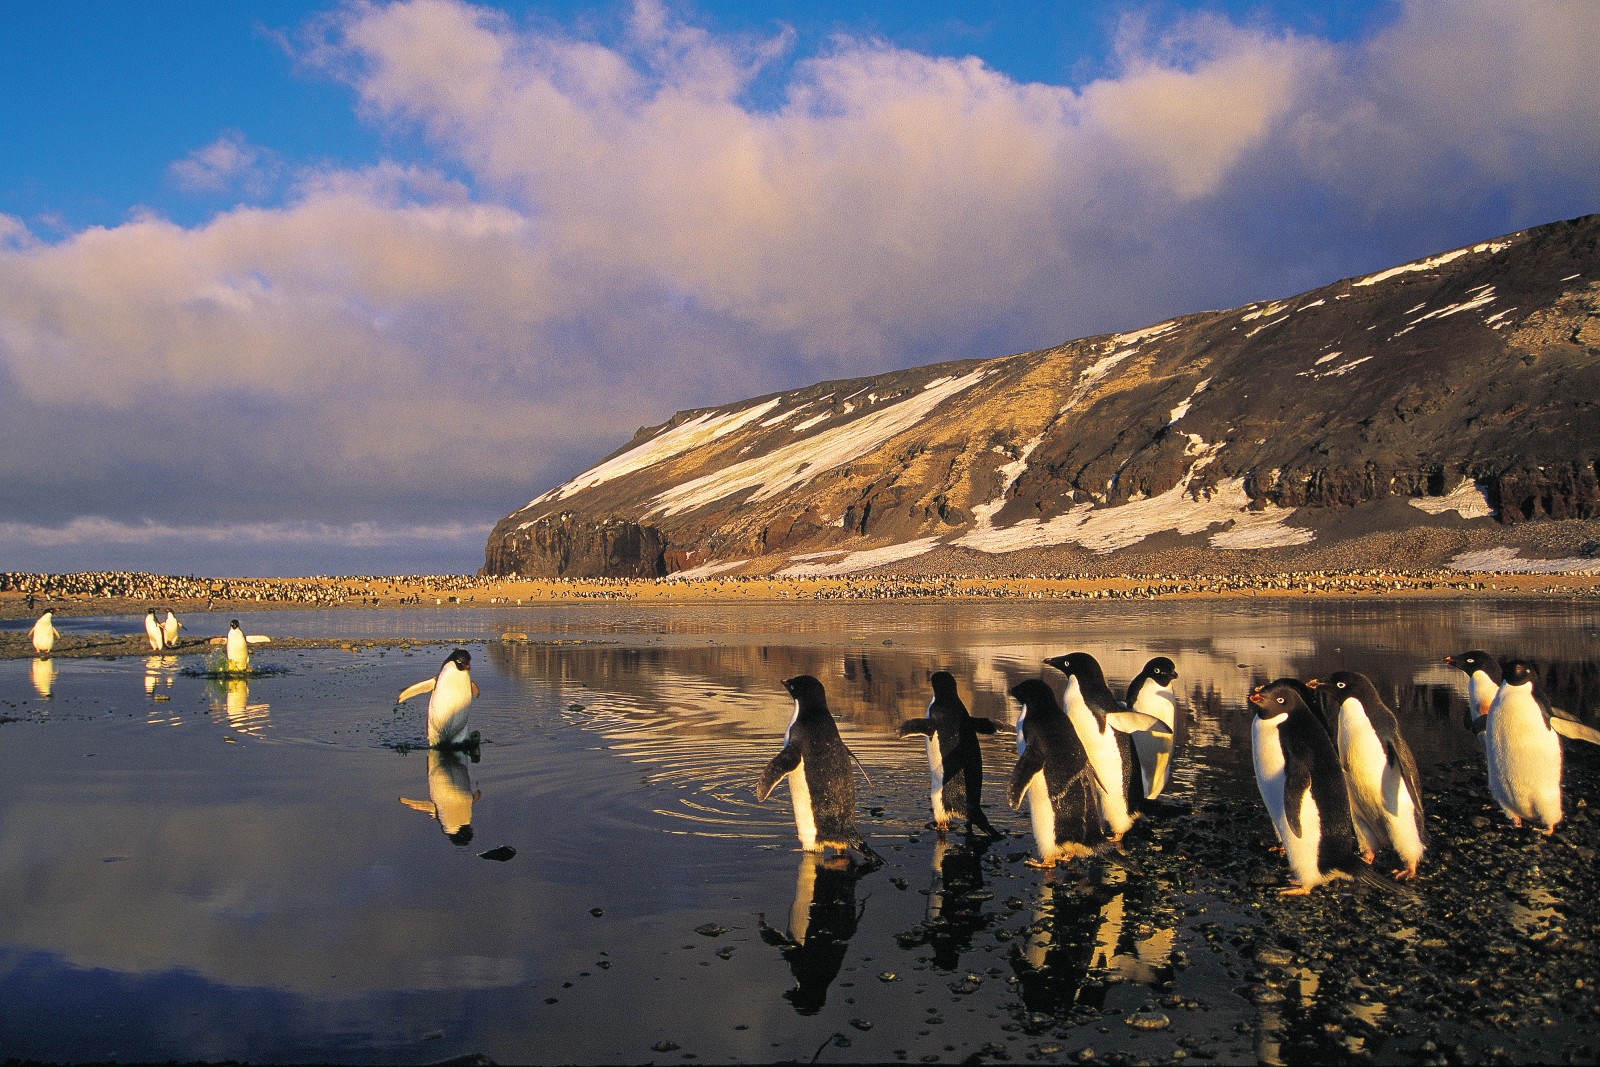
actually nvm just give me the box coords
[400,749,480,845]
[397,648,481,750]
[1250,680,1391,895]
[758,853,870,1015]
[756,675,882,866]
[898,670,1003,838]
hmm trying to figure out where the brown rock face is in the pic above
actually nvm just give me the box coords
[485,215,1600,577]
[482,514,667,578]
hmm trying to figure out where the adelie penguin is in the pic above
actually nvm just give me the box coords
[1448,648,1600,749]
[1481,659,1563,835]
[1125,656,1182,801]
[1308,670,1426,880]
[398,648,481,750]
[210,620,271,673]
[1005,678,1104,868]
[30,611,61,656]
[898,670,1003,838]
[1044,652,1169,842]
[756,675,881,866]
[1249,679,1367,895]
[144,609,165,653]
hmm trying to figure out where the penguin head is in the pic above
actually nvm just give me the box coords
[1044,651,1104,685]
[1445,649,1500,682]
[928,670,958,699]
[1142,657,1178,685]
[229,620,242,630]
[1008,678,1059,715]
[1502,659,1537,687]
[1308,669,1376,704]
[1249,680,1308,720]
[783,674,828,711]
[444,648,472,673]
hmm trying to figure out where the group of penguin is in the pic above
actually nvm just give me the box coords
[23,609,1594,896]
[29,608,271,673]
[756,648,1598,896]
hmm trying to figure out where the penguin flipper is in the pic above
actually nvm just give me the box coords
[398,678,436,703]
[1105,710,1169,736]
[1384,737,1427,826]
[971,717,1000,734]
[1551,713,1600,746]
[898,719,935,738]
[1006,748,1046,809]
[756,745,802,802]
[1284,757,1311,839]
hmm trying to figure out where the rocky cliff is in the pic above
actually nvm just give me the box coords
[485,215,1600,578]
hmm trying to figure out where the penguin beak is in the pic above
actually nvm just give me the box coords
[1305,678,1323,690]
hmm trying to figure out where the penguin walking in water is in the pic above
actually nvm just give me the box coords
[30,611,61,656]
[144,609,165,652]
[1308,671,1426,880]
[1045,652,1167,843]
[1125,657,1182,801]
[1483,659,1563,834]
[161,611,184,649]
[1248,679,1365,895]
[756,675,880,866]
[1005,678,1104,867]
[211,620,270,673]
[898,670,1003,838]
[398,648,481,750]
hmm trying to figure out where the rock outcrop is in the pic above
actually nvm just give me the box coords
[485,215,1600,578]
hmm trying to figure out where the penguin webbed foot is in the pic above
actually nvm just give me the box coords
[1277,884,1315,897]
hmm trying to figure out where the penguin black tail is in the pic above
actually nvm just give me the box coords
[1095,842,1145,877]
[967,806,1003,841]
[1341,863,1417,899]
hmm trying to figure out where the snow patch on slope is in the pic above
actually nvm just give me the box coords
[776,537,945,577]
[646,370,987,518]
[1353,241,1511,288]
[1448,548,1600,575]
[526,398,784,511]
[1409,480,1494,519]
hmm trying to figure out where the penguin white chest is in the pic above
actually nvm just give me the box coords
[782,702,818,850]
[1252,716,1288,827]
[225,630,250,671]
[1065,691,1131,836]
[427,666,475,746]
[1486,685,1562,828]
[1336,700,1392,811]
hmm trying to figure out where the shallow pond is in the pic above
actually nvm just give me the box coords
[2,599,1598,1065]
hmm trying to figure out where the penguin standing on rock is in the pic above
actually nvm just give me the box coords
[1045,652,1167,842]
[1249,679,1364,895]
[1483,659,1563,835]
[756,675,880,865]
[899,670,1002,838]
[30,611,61,656]
[1005,678,1103,868]
[1308,671,1426,880]
[398,648,480,750]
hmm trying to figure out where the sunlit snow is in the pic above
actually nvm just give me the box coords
[1448,547,1600,575]
[645,371,987,518]
[1409,480,1494,519]
[776,536,945,577]
[1352,241,1511,288]
[525,397,784,511]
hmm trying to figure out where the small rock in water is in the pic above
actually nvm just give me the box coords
[478,846,516,862]
[695,923,726,937]
[1125,1009,1171,1030]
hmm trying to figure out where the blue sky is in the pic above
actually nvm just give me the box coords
[1,0,1596,576]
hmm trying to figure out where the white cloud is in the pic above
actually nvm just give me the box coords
[1,0,1597,573]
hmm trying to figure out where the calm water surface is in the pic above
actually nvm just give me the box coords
[2,600,1597,1064]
